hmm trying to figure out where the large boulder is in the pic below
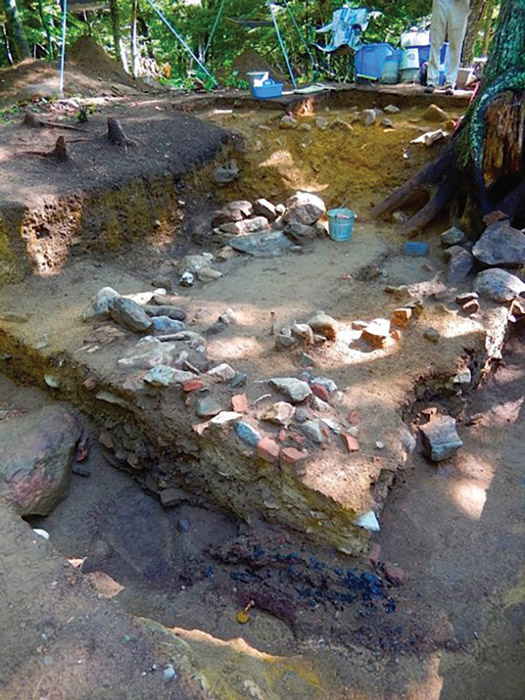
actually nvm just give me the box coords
[284,192,326,226]
[0,406,81,515]
[472,220,525,267]
[474,268,525,303]
[109,296,153,333]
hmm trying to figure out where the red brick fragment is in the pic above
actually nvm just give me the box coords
[278,429,287,443]
[383,562,406,586]
[311,383,330,403]
[231,394,248,413]
[341,433,360,452]
[182,379,203,393]
[257,437,280,463]
[291,432,306,446]
[348,411,361,424]
[280,447,308,465]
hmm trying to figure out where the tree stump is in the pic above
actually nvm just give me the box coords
[107,117,135,149]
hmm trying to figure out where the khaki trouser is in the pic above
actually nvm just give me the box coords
[428,0,470,88]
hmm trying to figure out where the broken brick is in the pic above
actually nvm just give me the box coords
[362,318,391,348]
[257,437,280,463]
[462,299,480,315]
[280,447,308,465]
[383,562,406,586]
[390,329,402,342]
[311,383,330,403]
[182,378,203,393]
[231,393,248,413]
[291,432,306,446]
[348,411,362,424]
[341,433,360,452]
[391,307,412,327]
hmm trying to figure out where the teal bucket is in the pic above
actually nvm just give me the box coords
[328,208,355,241]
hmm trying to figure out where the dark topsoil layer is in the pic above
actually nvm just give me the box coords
[0,102,234,208]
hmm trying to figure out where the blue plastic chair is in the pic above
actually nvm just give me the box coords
[314,7,369,52]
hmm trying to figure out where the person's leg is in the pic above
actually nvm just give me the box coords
[427,0,447,89]
[444,0,470,90]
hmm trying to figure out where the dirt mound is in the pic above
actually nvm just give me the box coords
[68,35,134,86]
[0,37,147,107]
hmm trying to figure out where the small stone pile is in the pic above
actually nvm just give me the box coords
[211,191,328,246]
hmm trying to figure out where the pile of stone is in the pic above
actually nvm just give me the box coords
[276,310,338,351]
[212,191,327,245]
[279,105,398,131]
[440,218,525,306]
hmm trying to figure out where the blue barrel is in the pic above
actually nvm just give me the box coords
[328,209,355,242]
[355,43,395,81]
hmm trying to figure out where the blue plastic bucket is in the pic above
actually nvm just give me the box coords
[328,208,355,242]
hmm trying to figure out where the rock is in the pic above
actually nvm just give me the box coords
[210,410,242,425]
[109,296,153,333]
[220,217,270,236]
[284,192,326,226]
[212,201,253,226]
[299,352,315,367]
[483,210,509,227]
[207,363,236,381]
[423,327,440,342]
[269,377,312,403]
[384,104,400,114]
[456,292,478,306]
[216,245,235,261]
[229,230,294,257]
[144,305,186,321]
[151,317,186,333]
[362,318,390,348]
[314,116,329,130]
[419,415,463,461]
[307,311,338,340]
[453,368,472,385]
[330,117,353,131]
[472,220,525,267]
[118,338,179,369]
[231,394,248,413]
[298,122,312,132]
[398,425,416,453]
[178,518,191,532]
[300,419,326,444]
[275,203,286,216]
[275,333,298,350]
[214,160,239,184]
[253,198,277,221]
[447,248,474,283]
[143,365,195,387]
[197,267,223,282]
[279,115,297,130]
[178,255,213,274]
[230,372,247,388]
[286,221,319,239]
[294,407,309,423]
[440,226,465,247]
[163,665,177,683]
[474,268,525,303]
[360,109,376,126]
[381,117,394,128]
[82,287,120,321]
[218,308,237,325]
[384,563,406,586]
[354,510,380,532]
[196,397,224,418]
[422,104,447,123]
[261,401,295,426]
[234,421,261,447]
[290,323,315,345]
[0,406,81,516]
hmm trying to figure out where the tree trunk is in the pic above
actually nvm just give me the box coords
[480,0,496,56]
[37,0,54,59]
[372,0,525,234]
[4,0,30,61]
[462,0,486,65]
[108,0,123,68]
[130,0,139,78]
[1,21,14,64]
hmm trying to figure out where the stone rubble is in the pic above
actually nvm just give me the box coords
[419,415,463,461]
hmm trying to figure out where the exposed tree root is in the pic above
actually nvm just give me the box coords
[371,145,455,235]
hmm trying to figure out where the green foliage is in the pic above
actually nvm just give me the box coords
[0,0,502,86]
